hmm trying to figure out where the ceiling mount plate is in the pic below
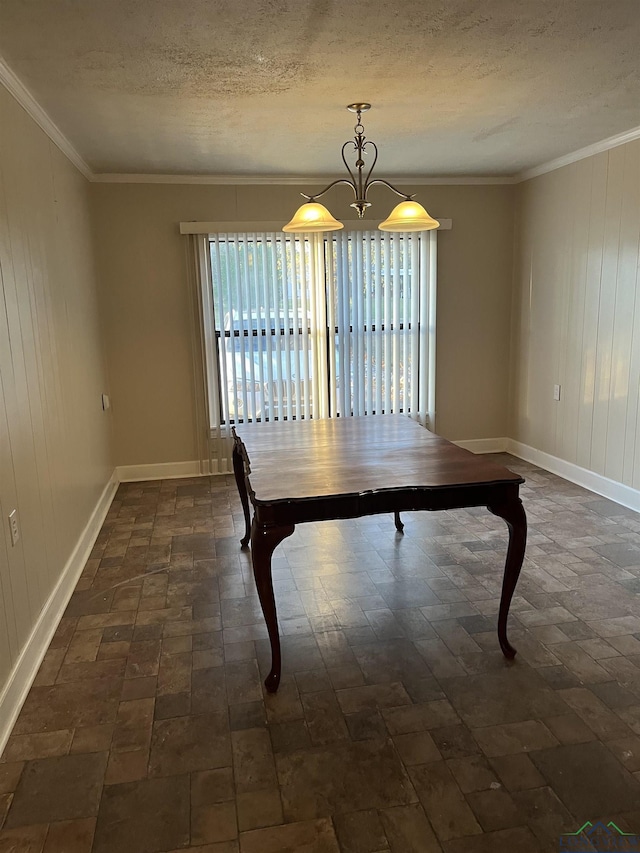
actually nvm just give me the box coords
[347,103,371,113]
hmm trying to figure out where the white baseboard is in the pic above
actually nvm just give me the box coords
[0,472,118,757]
[506,439,640,513]
[116,460,205,482]
[454,437,508,453]
[454,435,640,511]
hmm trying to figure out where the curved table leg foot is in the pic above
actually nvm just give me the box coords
[394,511,404,532]
[251,517,295,692]
[488,497,527,661]
[232,443,252,548]
[499,635,517,660]
[264,669,281,694]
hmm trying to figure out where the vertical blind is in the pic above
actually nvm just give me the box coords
[202,229,436,470]
[328,230,432,418]
[209,233,327,424]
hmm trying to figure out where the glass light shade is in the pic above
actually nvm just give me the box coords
[378,200,440,232]
[282,202,344,233]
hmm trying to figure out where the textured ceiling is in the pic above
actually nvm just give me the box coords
[1,0,640,177]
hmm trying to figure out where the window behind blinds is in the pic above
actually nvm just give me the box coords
[203,228,436,468]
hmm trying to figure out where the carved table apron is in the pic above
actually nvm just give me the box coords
[232,415,526,693]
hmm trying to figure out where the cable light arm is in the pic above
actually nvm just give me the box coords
[300,178,357,203]
[366,178,416,201]
[301,177,413,206]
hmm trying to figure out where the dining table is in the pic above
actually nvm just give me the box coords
[232,414,526,692]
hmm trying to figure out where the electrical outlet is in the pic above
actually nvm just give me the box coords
[101,393,111,411]
[8,509,19,546]
[553,384,561,402]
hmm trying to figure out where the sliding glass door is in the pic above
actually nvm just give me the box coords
[206,229,436,430]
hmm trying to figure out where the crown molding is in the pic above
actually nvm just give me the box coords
[5,45,638,190]
[0,56,92,180]
[90,172,517,186]
[516,123,640,182]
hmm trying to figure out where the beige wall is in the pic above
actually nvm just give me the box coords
[91,181,515,466]
[511,139,640,486]
[0,88,112,697]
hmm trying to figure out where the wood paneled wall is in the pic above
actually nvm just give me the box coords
[511,140,640,487]
[0,87,112,695]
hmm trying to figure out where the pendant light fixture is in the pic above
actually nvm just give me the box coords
[283,104,439,234]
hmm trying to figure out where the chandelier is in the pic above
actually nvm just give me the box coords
[283,103,440,234]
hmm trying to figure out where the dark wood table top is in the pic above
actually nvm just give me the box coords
[234,414,523,506]
[232,414,527,690]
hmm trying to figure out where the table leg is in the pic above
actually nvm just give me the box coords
[232,443,251,548]
[488,498,527,659]
[251,517,295,693]
[394,511,404,532]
